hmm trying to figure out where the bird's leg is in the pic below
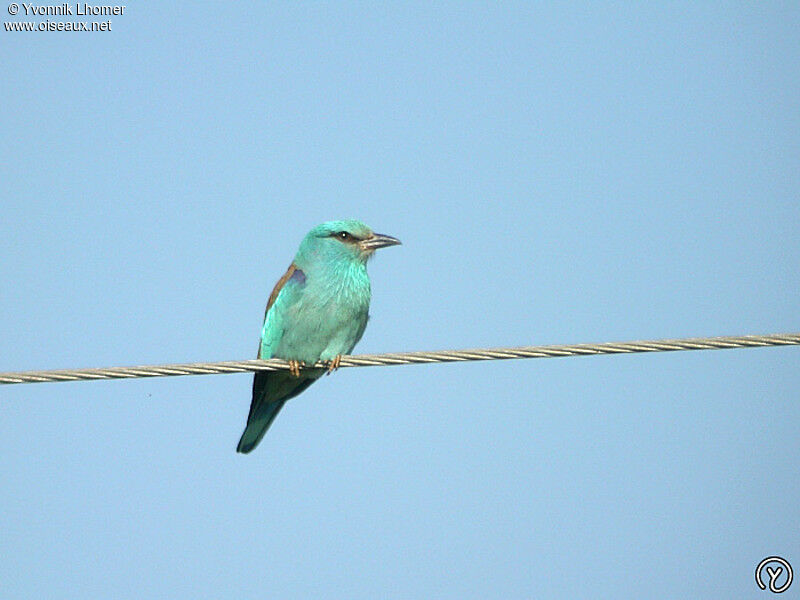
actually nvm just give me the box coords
[324,354,342,375]
[288,360,305,378]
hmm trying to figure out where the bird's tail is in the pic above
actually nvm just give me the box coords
[236,399,286,454]
[237,370,321,454]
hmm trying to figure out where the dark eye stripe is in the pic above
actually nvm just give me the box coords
[332,231,360,243]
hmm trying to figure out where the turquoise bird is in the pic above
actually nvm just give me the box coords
[236,220,401,454]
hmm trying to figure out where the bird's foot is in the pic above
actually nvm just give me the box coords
[288,360,305,378]
[324,355,342,375]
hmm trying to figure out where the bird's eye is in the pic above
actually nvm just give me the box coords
[337,231,351,240]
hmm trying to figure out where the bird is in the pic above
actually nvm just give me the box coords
[236,220,401,454]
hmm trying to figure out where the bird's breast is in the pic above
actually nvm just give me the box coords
[272,267,371,363]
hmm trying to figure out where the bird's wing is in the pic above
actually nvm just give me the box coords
[257,263,302,359]
[237,263,310,453]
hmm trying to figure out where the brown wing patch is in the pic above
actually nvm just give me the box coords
[257,263,299,359]
[266,263,298,315]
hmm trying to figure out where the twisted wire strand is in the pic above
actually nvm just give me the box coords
[1,333,797,385]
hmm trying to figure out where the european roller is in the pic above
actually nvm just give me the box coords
[236,220,401,453]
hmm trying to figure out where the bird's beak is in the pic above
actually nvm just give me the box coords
[359,233,402,252]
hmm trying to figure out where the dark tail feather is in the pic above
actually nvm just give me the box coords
[236,399,286,454]
[236,371,320,454]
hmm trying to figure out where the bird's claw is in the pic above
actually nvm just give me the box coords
[288,360,305,378]
[324,355,342,375]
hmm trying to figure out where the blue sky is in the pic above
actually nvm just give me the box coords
[1,3,798,598]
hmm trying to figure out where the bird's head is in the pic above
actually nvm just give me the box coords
[296,220,401,267]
